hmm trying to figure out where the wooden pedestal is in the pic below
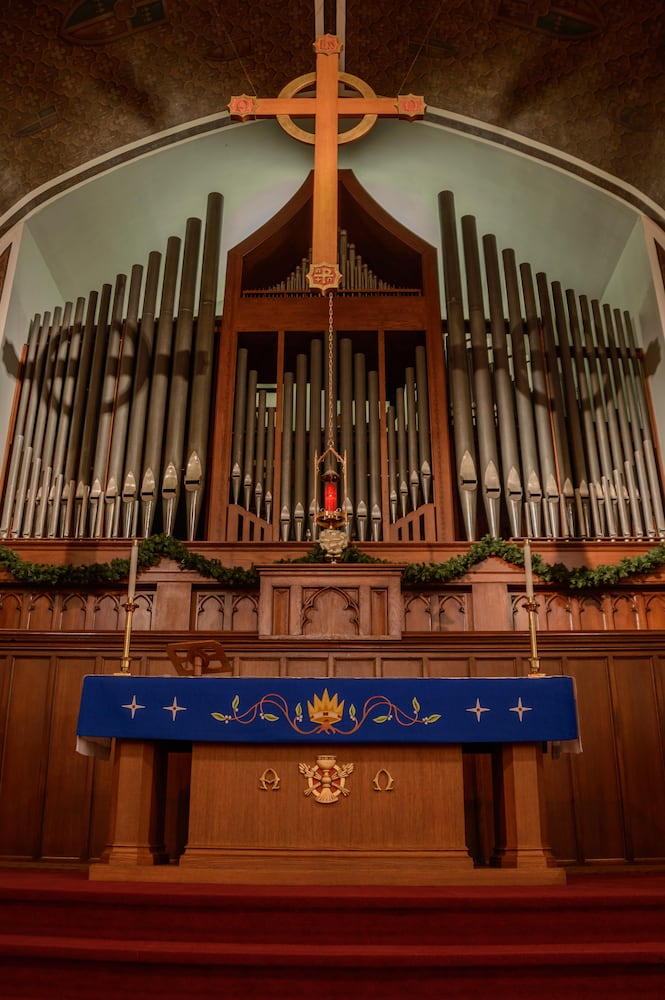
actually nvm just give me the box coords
[99,739,169,867]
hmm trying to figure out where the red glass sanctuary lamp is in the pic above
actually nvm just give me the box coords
[323,471,338,512]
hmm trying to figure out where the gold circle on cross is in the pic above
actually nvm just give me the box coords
[276,72,378,145]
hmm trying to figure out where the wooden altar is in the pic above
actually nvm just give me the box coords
[79,674,578,886]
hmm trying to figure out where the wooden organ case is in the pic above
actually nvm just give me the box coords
[207,170,453,546]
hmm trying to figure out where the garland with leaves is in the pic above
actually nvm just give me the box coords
[0,533,664,592]
[401,535,665,590]
[0,533,259,589]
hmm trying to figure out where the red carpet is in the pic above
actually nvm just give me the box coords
[0,868,664,999]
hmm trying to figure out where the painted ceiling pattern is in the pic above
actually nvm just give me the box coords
[0,0,663,229]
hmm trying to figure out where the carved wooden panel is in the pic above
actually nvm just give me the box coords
[510,590,665,632]
[195,591,259,632]
[92,594,122,631]
[271,587,290,635]
[258,565,404,638]
[645,594,665,628]
[231,594,259,632]
[196,593,225,630]
[403,592,468,632]
[25,592,55,631]
[403,593,431,631]
[301,586,360,637]
[0,591,22,628]
[609,594,640,630]
[58,594,88,631]
[543,594,574,631]
[577,594,608,631]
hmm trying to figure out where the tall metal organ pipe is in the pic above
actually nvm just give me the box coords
[439,191,478,540]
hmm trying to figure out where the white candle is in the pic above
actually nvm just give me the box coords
[127,539,139,602]
[524,540,534,600]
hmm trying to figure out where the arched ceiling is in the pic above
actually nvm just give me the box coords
[0,0,663,234]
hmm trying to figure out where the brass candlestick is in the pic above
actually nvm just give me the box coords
[524,539,545,677]
[118,539,138,675]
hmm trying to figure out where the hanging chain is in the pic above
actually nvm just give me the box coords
[327,290,335,448]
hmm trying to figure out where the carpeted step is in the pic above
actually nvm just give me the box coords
[2,935,665,1000]
[0,872,663,947]
[2,869,665,1000]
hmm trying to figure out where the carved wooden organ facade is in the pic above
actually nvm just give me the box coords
[2,170,663,547]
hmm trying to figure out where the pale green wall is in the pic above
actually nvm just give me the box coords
[20,118,640,311]
[605,220,665,444]
[0,113,660,451]
[0,225,63,452]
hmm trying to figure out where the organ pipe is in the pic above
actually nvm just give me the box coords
[308,338,323,539]
[0,315,40,538]
[439,191,477,541]
[89,276,127,537]
[162,217,201,535]
[140,236,181,537]
[521,266,561,536]
[23,308,62,538]
[353,351,368,540]
[121,251,161,538]
[33,300,72,538]
[254,389,267,519]
[615,309,665,536]
[502,250,542,538]
[294,354,308,540]
[462,215,501,537]
[484,238,522,537]
[105,264,143,538]
[280,372,294,541]
[75,282,112,537]
[566,289,631,537]
[415,345,432,505]
[368,369,382,541]
[338,337,353,532]
[185,192,223,540]
[47,297,85,538]
[264,406,275,525]
[62,292,98,537]
[536,272,574,523]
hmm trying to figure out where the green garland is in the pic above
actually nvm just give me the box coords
[401,535,665,590]
[0,533,259,589]
[0,532,664,591]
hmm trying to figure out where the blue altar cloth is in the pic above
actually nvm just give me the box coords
[76,675,579,747]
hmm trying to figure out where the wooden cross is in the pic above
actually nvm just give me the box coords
[229,35,425,292]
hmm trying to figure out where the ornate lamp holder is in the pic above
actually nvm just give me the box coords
[314,445,348,560]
